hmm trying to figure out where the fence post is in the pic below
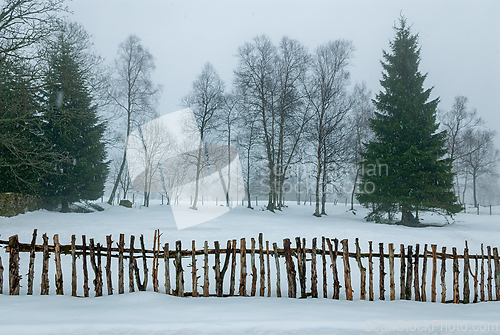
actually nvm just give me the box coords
[259,233,265,297]
[421,244,428,302]
[118,234,124,294]
[250,238,257,296]
[164,243,170,295]
[311,238,318,298]
[203,241,209,297]
[487,246,493,301]
[452,247,459,303]
[41,233,49,295]
[493,247,500,301]
[355,238,366,300]
[414,244,420,301]
[71,235,77,297]
[321,237,327,298]
[129,235,135,293]
[295,237,306,298]
[191,240,198,297]
[8,235,20,295]
[463,242,470,304]
[400,244,405,300]
[431,244,437,302]
[230,240,237,296]
[388,243,395,300]
[239,238,247,296]
[175,240,184,297]
[480,244,485,301]
[405,245,413,300]
[273,242,281,297]
[266,240,271,297]
[283,238,296,298]
[27,229,37,295]
[379,242,385,300]
[106,235,113,295]
[369,241,374,301]
[440,246,447,303]
[341,239,353,301]
[82,235,89,297]
[326,238,340,299]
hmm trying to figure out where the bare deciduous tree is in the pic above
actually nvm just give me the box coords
[182,62,225,210]
[305,40,355,217]
[107,35,160,205]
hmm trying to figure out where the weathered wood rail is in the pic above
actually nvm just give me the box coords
[0,229,499,304]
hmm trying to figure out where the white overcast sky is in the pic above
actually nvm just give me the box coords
[67,0,500,144]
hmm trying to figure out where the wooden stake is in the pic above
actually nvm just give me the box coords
[440,246,447,303]
[82,235,89,297]
[53,234,63,295]
[164,243,171,294]
[106,235,113,295]
[273,242,281,297]
[250,238,257,296]
[118,234,124,294]
[431,244,437,302]
[311,237,318,298]
[8,235,20,295]
[27,229,37,295]
[152,231,158,293]
[405,245,413,300]
[487,246,493,301]
[175,240,184,297]
[473,251,479,303]
[192,240,198,297]
[259,233,265,297]
[239,238,247,296]
[369,241,374,301]
[216,240,232,297]
[379,242,385,300]
[89,239,102,297]
[71,235,77,297]
[326,238,340,299]
[463,242,470,304]
[139,235,148,291]
[493,247,500,301]
[41,233,49,295]
[322,237,327,298]
[283,238,296,298]
[295,237,306,298]
[129,235,135,293]
[388,243,395,301]
[414,244,420,301]
[452,247,460,303]
[400,244,405,300]
[266,240,271,297]
[355,238,366,300]
[480,244,485,302]
[230,240,237,296]
[421,244,428,302]
[203,241,209,297]
[341,239,353,301]
[214,241,221,296]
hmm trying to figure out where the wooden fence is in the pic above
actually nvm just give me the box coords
[0,229,499,304]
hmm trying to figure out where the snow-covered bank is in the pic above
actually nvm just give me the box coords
[1,292,499,335]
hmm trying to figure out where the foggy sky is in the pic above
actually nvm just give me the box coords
[67,0,500,145]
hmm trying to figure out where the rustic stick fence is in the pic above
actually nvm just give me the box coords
[0,229,499,304]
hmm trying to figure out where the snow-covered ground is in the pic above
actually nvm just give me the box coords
[0,202,499,334]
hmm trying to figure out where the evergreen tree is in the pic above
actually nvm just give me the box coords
[357,17,461,225]
[41,22,108,212]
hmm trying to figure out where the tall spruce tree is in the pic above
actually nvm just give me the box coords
[41,22,108,212]
[357,17,461,225]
